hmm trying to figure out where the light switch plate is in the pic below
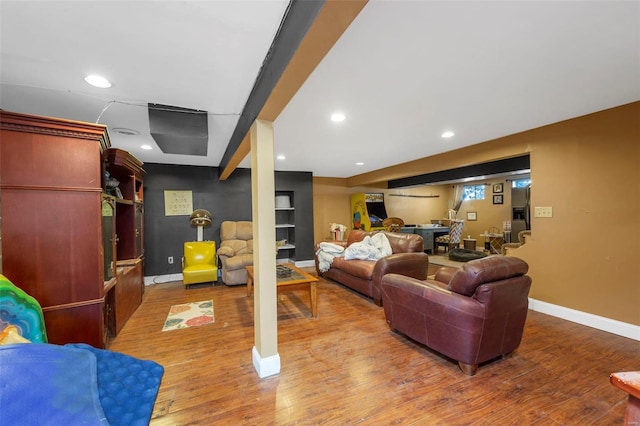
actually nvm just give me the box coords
[534,206,553,218]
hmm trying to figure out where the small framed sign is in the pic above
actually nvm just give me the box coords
[467,211,477,221]
[493,194,504,205]
[493,183,503,193]
[164,190,193,216]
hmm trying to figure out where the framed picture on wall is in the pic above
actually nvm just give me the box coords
[493,194,504,205]
[467,211,477,221]
[493,183,503,193]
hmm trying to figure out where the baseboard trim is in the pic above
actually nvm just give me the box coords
[252,346,281,378]
[146,260,316,286]
[529,298,640,341]
[144,273,183,285]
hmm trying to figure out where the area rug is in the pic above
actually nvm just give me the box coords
[162,300,214,331]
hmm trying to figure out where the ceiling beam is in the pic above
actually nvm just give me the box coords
[219,0,368,180]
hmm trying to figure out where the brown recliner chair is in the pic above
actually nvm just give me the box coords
[217,221,253,285]
[381,256,532,375]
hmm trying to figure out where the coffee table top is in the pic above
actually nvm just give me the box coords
[246,263,318,287]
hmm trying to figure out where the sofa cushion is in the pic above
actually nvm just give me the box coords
[331,257,376,280]
[448,256,529,296]
[221,220,252,240]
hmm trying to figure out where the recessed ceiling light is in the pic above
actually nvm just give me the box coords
[277,155,286,160]
[441,131,455,138]
[140,145,152,150]
[356,162,364,166]
[331,112,346,122]
[84,74,112,88]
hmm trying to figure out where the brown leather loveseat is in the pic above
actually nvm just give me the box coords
[315,230,428,305]
[381,256,532,375]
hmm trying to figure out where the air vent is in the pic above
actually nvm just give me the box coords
[148,103,208,156]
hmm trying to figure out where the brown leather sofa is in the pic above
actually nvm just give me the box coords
[381,256,532,375]
[315,230,428,305]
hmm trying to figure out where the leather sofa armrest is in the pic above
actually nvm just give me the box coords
[371,252,429,305]
[314,241,349,275]
[434,266,458,284]
[314,241,349,251]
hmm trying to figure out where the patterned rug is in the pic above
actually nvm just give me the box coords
[162,300,214,332]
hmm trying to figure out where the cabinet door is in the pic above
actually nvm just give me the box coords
[415,229,434,252]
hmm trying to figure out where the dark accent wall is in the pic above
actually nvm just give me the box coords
[143,163,314,276]
[275,171,314,261]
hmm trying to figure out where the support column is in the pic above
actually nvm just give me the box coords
[250,119,280,378]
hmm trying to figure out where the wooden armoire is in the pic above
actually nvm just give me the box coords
[0,111,144,348]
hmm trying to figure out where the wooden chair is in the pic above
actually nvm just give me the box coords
[483,226,504,254]
[382,217,405,232]
[435,220,464,254]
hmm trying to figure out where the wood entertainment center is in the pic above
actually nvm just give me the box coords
[0,111,145,347]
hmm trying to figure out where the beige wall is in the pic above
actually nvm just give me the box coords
[312,102,640,325]
[312,179,451,241]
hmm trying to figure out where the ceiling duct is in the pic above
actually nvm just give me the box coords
[148,103,208,156]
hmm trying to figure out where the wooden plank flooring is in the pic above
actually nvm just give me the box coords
[108,266,639,425]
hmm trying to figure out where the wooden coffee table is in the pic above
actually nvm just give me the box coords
[246,263,318,317]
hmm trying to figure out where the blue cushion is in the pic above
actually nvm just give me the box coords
[0,343,109,425]
[67,343,164,426]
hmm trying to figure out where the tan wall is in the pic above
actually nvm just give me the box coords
[312,102,640,325]
[312,177,352,242]
[312,179,451,241]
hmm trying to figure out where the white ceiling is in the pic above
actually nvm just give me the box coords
[2,1,639,179]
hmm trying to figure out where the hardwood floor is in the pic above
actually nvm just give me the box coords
[108,267,638,425]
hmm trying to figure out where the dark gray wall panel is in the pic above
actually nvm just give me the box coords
[143,163,313,276]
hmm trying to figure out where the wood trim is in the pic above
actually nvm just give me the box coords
[0,110,110,152]
[258,0,369,121]
[0,184,103,192]
[41,298,105,312]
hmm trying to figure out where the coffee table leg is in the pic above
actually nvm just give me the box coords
[310,282,317,317]
[247,276,253,297]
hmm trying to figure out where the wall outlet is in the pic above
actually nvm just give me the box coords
[168,256,174,264]
[534,206,553,218]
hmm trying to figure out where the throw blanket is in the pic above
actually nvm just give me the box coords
[316,242,345,273]
[344,233,393,261]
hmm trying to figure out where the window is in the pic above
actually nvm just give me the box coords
[511,178,531,188]
[463,185,485,201]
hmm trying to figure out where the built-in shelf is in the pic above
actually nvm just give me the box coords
[275,191,295,261]
[277,244,296,250]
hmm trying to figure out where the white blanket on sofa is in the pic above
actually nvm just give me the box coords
[344,233,392,261]
[316,242,345,272]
